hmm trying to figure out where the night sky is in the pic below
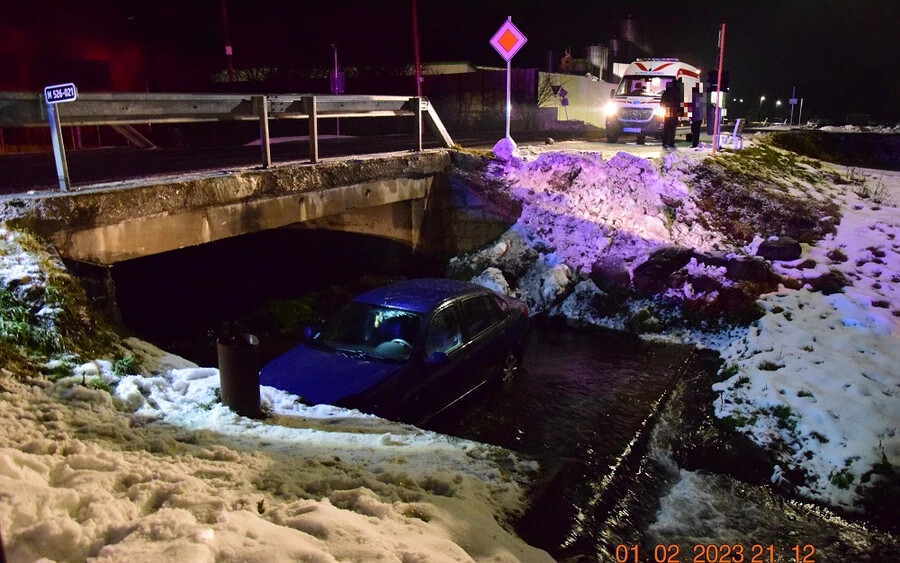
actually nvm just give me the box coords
[6,0,900,121]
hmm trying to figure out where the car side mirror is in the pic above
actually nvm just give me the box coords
[610,88,615,99]
[426,351,449,366]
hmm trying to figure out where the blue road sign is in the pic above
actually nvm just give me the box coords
[44,83,78,104]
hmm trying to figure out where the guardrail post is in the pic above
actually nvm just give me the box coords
[303,95,318,163]
[411,97,423,152]
[253,95,271,168]
[47,102,71,191]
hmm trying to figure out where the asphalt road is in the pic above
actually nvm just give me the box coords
[0,128,706,196]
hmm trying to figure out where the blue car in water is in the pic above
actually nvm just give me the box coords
[260,278,529,424]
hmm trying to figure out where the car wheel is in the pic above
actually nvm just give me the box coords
[499,351,519,383]
[606,128,620,143]
[636,134,646,145]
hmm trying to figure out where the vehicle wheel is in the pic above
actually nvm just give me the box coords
[606,128,620,143]
[499,351,519,384]
[636,135,646,145]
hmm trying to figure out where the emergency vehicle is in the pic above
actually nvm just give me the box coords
[604,58,702,143]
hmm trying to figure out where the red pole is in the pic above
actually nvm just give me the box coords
[412,0,422,97]
[220,0,235,82]
[712,23,726,155]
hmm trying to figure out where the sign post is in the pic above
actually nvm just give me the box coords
[558,87,569,120]
[711,24,726,156]
[789,87,798,127]
[44,83,78,191]
[490,17,527,140]
[330,44,345,136]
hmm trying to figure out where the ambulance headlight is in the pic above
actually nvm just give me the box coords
[604,102,618,115]
[653,107,666,118]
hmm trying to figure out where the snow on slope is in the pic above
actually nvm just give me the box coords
[711,168,900,508]
[466,143,899,511]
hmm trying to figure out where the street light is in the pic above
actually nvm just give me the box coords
[776,100,782,123]
[758,96,766,122]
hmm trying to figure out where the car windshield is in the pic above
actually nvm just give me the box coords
[311,302,422,362]
[617,75,674,98]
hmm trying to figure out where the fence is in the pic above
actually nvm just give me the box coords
[0,92,454,190]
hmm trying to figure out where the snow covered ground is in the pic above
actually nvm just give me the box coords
[0,346,552,562]
[0,230,553,561]
[1,136,897,560]
[710,167,899,508]
[462,139,899,512]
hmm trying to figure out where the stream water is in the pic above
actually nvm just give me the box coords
[426,327,899,562]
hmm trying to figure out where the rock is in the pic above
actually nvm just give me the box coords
[807,269,850,295]
[667,269,721,294]
[545,137,555,145]
[723,257,778,284]
[690,275,721,294]
[589,256,631,294]
[660,194,684,208]
[756,237,802,261]
[471,267,511,296]
[826,248,848,262]
[695,251,729,268]
[631,246,694,296]
[626,307,663,333]
[553,280,609,324]
[492,137,517,162]
[717,285,766,324]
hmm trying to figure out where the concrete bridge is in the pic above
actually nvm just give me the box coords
[0,151,454,265]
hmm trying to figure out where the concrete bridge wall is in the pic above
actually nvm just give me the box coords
[0,152,451,265]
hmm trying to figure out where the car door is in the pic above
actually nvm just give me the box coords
[457,294,506,390]
[410,303,466,419]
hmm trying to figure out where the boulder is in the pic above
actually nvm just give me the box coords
[756,237,802,261]
[667,270,722,294]
[589,256,631,294]
[807,269,850,295]
[724,257,780,286]
[632,246,695,296]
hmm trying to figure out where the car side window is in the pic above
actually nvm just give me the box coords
[490,294,510,315]
[460,295,501,339]
[425,306,463,357]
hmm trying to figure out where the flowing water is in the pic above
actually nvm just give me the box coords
[425,327,900,562]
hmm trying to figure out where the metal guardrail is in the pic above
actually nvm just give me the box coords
[0,92,454,190]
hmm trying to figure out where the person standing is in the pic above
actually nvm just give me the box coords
[690,84,705,148]
[660,80,679,148]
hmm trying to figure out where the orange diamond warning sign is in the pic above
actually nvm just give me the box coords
[490,19,527,62]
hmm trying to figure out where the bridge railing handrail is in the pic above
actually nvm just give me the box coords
[0,91,454,190]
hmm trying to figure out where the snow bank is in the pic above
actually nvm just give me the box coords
[461,145,899,511]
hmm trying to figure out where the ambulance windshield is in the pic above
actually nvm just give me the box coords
[618,76,675,98]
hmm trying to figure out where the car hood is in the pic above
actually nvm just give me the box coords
[259,343,405,405]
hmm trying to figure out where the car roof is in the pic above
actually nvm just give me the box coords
[353,278,489,314]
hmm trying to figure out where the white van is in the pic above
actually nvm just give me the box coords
[604,58,702,143]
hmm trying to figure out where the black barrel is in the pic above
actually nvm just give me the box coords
[216,333,262,418]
